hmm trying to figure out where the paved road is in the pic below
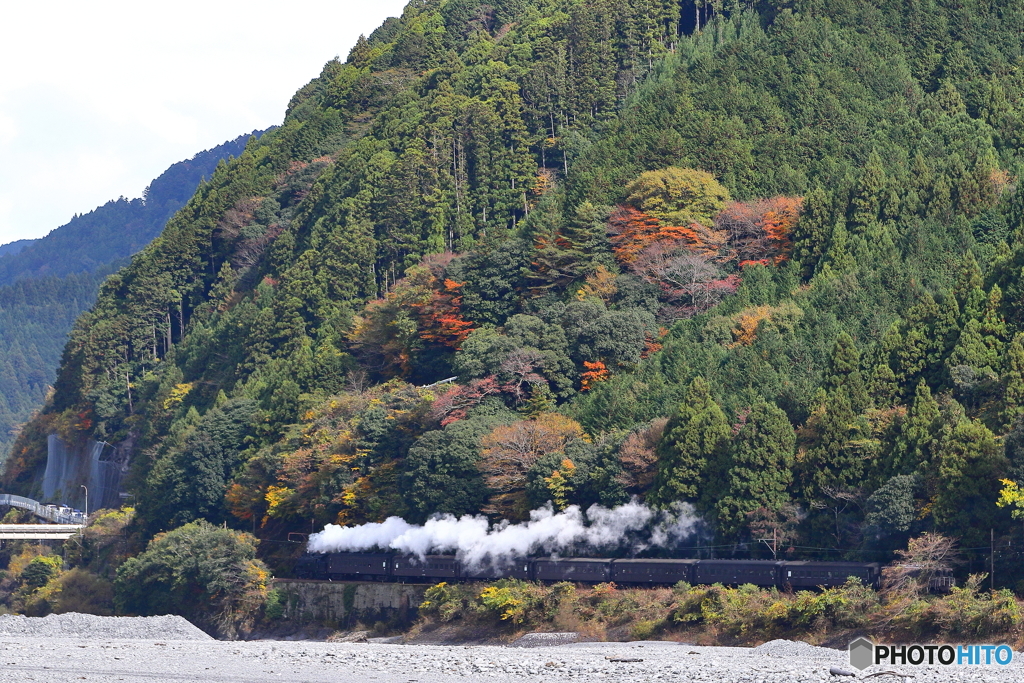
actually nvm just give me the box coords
[0,637,1018,682]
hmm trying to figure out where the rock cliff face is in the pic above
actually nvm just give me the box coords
[40,435,130,511]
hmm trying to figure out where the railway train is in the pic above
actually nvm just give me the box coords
[295,552,884,590]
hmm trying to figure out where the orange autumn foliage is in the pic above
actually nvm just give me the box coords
[608,206,698,262]
[580,360,610,391]
[728,305,774,348]
[412,278,474,348]
[641,329,668,359]
[608,205,731,264]
[350,260,474,377]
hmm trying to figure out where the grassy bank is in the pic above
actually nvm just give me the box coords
[413,577,1023,647]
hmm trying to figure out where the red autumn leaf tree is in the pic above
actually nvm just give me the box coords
[714,196,803,264]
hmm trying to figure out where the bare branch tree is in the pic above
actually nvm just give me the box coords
[883,533,960,595]
[500,348,546,403]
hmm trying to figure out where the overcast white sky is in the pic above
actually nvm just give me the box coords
[0,0,407,246]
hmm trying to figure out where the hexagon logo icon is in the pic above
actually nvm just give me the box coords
[849,637,874,670]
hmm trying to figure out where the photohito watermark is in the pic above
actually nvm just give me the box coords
[849,638,1013,670]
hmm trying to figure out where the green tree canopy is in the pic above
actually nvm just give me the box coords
[624,167,730,227]
[114,520,269,637]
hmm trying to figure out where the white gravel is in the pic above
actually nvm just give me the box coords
[0,613,211,640]
[0,631,1020,682]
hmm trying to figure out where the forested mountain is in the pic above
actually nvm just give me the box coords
[0,240,36,258]
[0,132,266,461]
[7,0,1024,583]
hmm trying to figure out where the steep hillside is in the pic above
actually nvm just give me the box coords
[7,0,1024,582]
[0,132,266,462]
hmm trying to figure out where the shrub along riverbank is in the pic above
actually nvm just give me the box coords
[414,577,1023,647]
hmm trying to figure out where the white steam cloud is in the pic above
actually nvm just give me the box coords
[307,500,699,570]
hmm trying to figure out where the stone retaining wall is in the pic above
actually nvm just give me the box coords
[271,579,428,629]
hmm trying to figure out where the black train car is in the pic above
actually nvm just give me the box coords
[328,553,392,580]
[782,562,881,589]
[295,553,329,579]
[392,554,460,581]
[533,558,612,582]
[693,560,783,587]
[612,559,697,585]
[462,558,532,581]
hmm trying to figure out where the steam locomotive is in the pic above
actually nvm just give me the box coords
[295,552,883,590]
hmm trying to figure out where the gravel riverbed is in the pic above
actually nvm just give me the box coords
[0,617,1018,682]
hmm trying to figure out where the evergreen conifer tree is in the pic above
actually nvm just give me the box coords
[650,376,730,507]
[560,201,611,261]
[791,185,831,279]
[930,410,1007,546]
[825,332,870,412]
[850,151,886,229]
[868,362,899,407]
[887,380,940,476]
[1002,334,1024,429]
[715,401,795,539]
[927,291,960,375]
[954,251,985,319]
[800,388,864,501]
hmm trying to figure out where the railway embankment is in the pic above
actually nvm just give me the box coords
[266,575,1024,649]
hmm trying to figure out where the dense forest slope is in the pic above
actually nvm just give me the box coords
[7,0,1024,581]
[0,132,264,461]
[0,240,36,258]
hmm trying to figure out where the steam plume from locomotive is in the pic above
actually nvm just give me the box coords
[307,500,698,569]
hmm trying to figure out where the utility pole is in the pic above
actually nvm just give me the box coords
[80,485,88,527]
[991,528,995,592]
[758,529,779,559]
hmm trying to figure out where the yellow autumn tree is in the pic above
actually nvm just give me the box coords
[479,413,587,519]
[625,167,731,227]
